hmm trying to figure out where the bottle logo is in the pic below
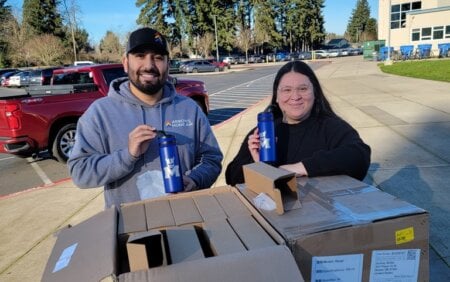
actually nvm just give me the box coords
[163,157,180,179]
[260,131,271,149]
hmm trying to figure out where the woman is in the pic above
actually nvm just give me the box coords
[225,61,371,186]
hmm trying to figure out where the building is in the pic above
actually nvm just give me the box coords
[378,0,450,55]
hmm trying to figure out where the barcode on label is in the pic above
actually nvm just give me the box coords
[407,249,417,260]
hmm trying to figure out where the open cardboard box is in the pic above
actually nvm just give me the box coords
[42,186,304,282]
[243,162,301,214]
[238,175,429,282]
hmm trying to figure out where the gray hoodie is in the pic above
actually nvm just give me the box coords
[68,77,223,208]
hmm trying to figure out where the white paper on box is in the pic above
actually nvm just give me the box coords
[369,249,420,282]
[52,243,78,273]
[311,253,363,282]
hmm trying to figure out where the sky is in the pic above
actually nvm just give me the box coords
[7,0,379,45]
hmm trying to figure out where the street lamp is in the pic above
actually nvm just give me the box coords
[213,15,219,61]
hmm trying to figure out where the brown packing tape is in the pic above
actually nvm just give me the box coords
[243,162,301,214]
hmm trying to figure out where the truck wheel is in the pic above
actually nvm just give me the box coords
[52,123,77,163]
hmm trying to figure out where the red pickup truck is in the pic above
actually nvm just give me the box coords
[0,63,209,162]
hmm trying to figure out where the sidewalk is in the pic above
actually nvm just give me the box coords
[0,56,449,281]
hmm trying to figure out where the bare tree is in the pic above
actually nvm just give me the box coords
[197,32,214,58]
[2,14,29,66]
[235,27,252,63]
[24,34,67,66]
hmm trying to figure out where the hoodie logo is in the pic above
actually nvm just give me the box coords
[165,119,193,128]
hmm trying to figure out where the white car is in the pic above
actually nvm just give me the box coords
[8,71,31,87]
[313,50,330,59]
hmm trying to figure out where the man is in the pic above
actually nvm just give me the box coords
[68,27,223,208]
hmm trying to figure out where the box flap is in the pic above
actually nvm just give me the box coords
[203,218,247,255]
[119,202,147,234]
[243,162,301,214]
[118,245,304,282]
[170,198,203,225]
[42,208,117,282]
[214,190,252,217]
[228,215,276,250]
[193,194,228,221]
[144,200,176,229]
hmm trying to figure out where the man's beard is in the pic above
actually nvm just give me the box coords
[129,67,165,96]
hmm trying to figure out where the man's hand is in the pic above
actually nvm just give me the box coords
[128,125,158,158]
[183,176,197,192]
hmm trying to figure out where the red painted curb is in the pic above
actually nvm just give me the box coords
[0,177,72,200]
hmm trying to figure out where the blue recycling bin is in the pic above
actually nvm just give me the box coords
[379,46,394,61]
[400,45,414,60]
[417,44,432,59]
[438,43,450,58]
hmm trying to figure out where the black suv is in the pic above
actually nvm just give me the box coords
[28,67,60,86]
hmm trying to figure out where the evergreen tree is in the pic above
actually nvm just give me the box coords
[22,0,65,38]
[252,0,282,53]
[0,0,13,66]
[136,0,168,36]
[345,0,372,43]
[99,31,123,63]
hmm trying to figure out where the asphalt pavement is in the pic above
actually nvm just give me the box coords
[0,56,449,281]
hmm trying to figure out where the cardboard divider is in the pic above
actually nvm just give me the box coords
[126,230,167,272]
[243,162,301,214]
[203,218,247,256]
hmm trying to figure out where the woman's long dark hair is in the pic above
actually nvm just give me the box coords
[269,61,336,120]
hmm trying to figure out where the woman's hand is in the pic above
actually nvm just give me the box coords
[248,128,260,162]
[279,162,308,177]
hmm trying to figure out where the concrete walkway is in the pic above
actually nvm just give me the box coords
[0,56,449,281]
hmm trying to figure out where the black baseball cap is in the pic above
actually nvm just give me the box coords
[126,27,169,55]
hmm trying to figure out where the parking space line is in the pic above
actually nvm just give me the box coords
[27,157,53,185]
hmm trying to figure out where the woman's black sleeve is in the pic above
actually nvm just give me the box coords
[225,129,256,186]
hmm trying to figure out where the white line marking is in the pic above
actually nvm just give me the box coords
[0,156,16,161]
[208,73,275,97]
[27,157,53,185]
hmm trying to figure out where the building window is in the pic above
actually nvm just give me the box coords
[421,27,432,40]
[433,26,444,40]
[446,25,450,39]
[412,29,420,41]
[412,1,421,10]
[390,1,421,30]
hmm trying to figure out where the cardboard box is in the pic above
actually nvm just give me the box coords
[42,186,304,282]
[238,175,429,282]
[243,162,301,214]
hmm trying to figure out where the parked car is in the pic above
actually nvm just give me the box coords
[28,67,61,86]
[312,50,329,59]
[169,59,182,74]
[0,68,18,77]
[1,71,19,87]
[327,49,341,57]
[8,71,32,87]
[180,60,220,73]
[221,56,236,65]
[275,52,288,61]
[297,51,312,60]
[248,55,263,63]
[206,59,228,70]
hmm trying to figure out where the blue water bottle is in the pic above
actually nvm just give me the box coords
[158,134,183,193]
[257,111,276,163]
